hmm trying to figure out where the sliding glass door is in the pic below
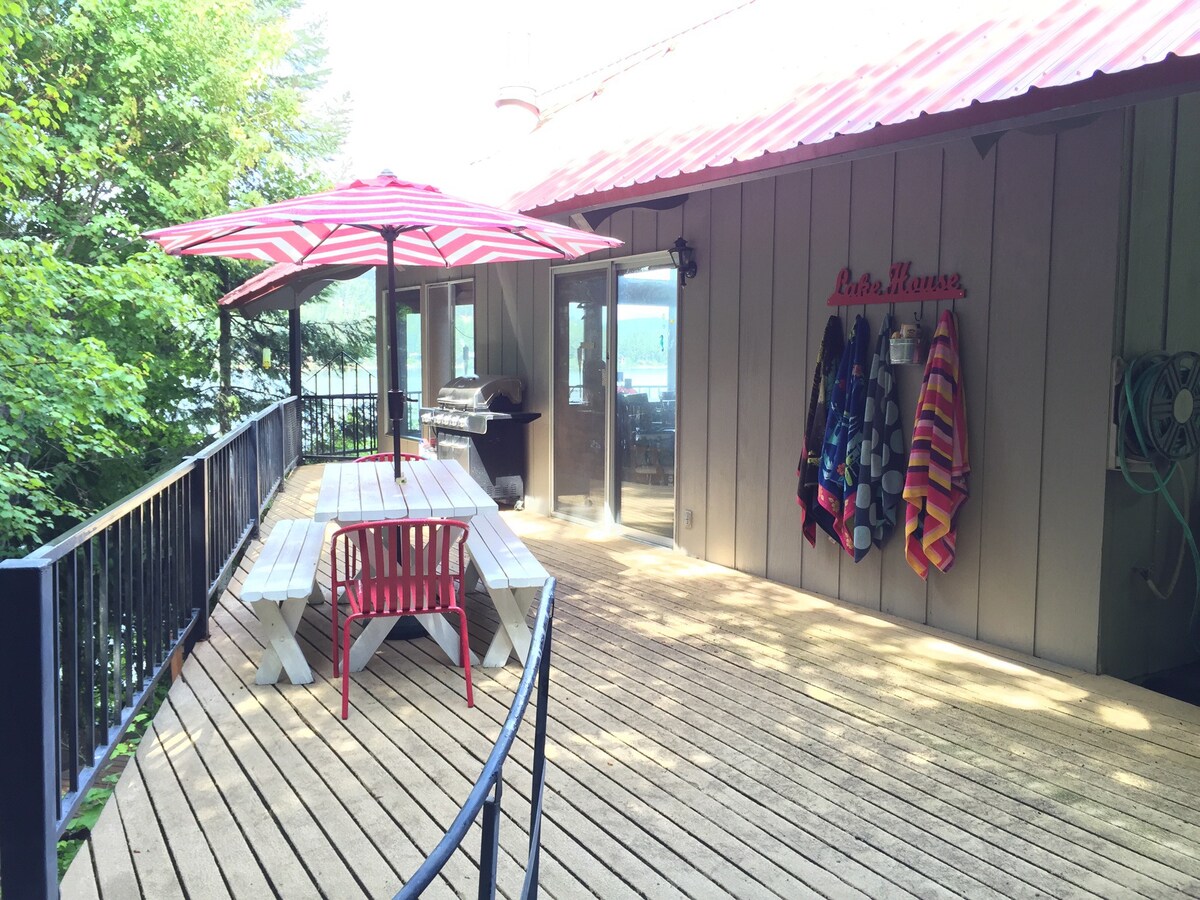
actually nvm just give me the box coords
[614,264,677,539]
[551,255,678,542]
[552,267,609,522]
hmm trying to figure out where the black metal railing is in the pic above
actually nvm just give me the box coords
[301,390,422,460]
[396,578,556,900]
[303,352,379,460]
[302,391,378,459]
[0,397,300,899]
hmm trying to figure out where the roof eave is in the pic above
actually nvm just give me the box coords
[519,53,1200,218]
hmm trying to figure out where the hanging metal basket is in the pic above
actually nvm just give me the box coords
[888,336,927,366]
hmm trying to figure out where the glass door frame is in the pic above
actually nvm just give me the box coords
[549,250,679,546]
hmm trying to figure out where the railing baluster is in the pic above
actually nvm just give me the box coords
[97,531,110,751]
[522,611,555,900]
[65,551,79,788]
[111,522,124,724]
[52,561,63,824]
[478,780,502,900]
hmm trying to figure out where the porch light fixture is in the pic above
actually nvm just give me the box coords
[669,237,697,284]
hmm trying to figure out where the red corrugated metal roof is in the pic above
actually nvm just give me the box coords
[468,0,1200,214]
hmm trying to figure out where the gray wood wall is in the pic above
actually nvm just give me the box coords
[383,95,1200,677]
[1101,93,1200,681]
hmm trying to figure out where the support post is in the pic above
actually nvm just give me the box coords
[218,308,232,432]
[0,561,59,899]
[383,227,406,481]
[289,307,302,398]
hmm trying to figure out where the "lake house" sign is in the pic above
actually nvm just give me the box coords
[827,261,966,306]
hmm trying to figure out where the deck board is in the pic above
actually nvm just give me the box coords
[62,463,1200,899]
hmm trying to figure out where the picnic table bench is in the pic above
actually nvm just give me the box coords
[241,518,327,685]
[464,511,550,667]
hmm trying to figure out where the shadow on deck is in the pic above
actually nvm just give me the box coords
[61,464,1200,899]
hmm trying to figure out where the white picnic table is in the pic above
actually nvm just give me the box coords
[314,459,497,670]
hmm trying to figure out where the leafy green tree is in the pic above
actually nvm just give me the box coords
[0,240,195,550]
[0,0,348,555]
[8,0,344,258]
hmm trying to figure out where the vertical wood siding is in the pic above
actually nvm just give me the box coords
[678,192,713,559]
[838,153,894,612]
[976,129,1055,657]
[1037,115,1121,670]
[1157,94,1200,671]
[928,140,994,640]
[801,165,851,600]
[381,96,1197,674]
[735,178,776,577]
[1102,94,1200,680]
[881,147,941,623]
[765,171,811,587]
[705,185,743,568]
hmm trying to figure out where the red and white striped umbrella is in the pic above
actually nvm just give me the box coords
[143,172,620,266]
[145,172,621,479]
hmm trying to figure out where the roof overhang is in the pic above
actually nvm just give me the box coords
[521,52,1200,219]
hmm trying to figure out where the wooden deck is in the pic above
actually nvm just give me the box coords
[60,464,1200,899]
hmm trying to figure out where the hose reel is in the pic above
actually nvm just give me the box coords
[1120,351,1200,463]
[1117,352,1200,637]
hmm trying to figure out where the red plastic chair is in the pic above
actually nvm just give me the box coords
[330,518,473,718]
[355,451,424,463]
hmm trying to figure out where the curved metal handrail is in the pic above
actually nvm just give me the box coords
[395,577,557,899]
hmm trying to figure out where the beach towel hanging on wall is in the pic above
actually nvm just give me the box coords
[902,310,970,578]
[797,315,844,546]
[852,315,903,559]
[837,314,872,556]
[817,315,869,553]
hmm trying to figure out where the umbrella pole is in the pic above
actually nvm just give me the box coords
[384,226,404,482]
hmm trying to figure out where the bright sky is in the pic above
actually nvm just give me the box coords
[294,0,754,192]
[295,0,1026,198]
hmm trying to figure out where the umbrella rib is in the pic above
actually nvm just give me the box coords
[167,223,259,255]
[305,222,450,267]
[292,221,350,263]
[505,228,571,257]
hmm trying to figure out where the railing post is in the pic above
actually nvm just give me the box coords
[0,561,59,900]
[188,456,211,644]
[277,403,286,485]
[248,417,261,538]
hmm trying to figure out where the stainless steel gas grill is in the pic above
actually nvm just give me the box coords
[420,374,540,506]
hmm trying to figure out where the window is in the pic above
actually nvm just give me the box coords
[391,287,422,436]
[389,279,475,437]
[424,279,475,390]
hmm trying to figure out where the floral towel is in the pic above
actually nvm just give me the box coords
[797,315,843,546]
[817,315,867,551]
